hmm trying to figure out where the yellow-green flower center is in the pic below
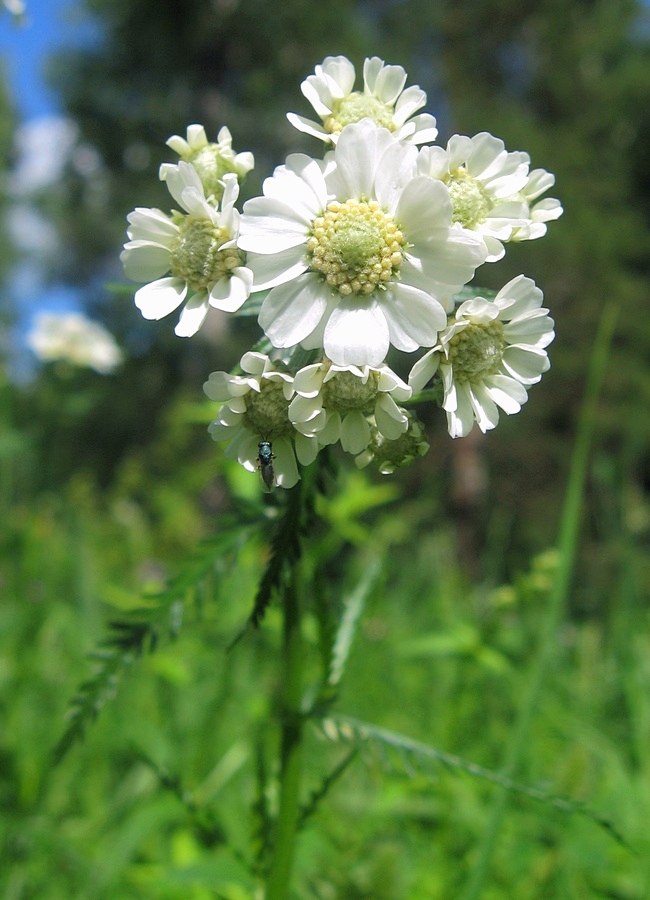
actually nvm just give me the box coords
[322,370,379,413]
[444,169,491,229]
[170,217,244,291]
[447,320,506,382]
[244,380,293,438]
[307,199,404,297]
[325,93,395,137]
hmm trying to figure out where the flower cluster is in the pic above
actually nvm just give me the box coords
[122,55,561,488]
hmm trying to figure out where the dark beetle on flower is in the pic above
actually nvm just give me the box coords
[257,440,275,491]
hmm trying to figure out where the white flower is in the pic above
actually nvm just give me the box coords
[289,359,412,455]
[417,133,562,261]
[239,120,487,368]
[409,275,555,438]
[161,124,254,203]
[287,55,438,145]
[27,312,123,374]
[121,162,253,337]
[203,352,316,489]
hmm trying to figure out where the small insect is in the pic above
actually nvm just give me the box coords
[257,440,276,491]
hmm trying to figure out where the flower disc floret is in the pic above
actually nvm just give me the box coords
[307,199,404,296]
[325,94,396,137]
[445,171,491,230]
[170,217,245,292]
[244,379,295,439]
[446,319,505,382]
[321,369,379,412]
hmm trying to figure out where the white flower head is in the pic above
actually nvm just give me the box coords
[203,352,316,489]
[239,120,487,368]
[417,133,562,261]
[121,162,253,337]
[161,124,254,204]
[27,312,123,374]
[409,275,555,438]
[355,410,430,474]
[289,358,412,456]
[287,55,438,146]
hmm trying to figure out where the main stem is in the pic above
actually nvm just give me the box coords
[265,552,304,898]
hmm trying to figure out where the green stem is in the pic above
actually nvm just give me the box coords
[460,301,619,900]
[265,494,305,899]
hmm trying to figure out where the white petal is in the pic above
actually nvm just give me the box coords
[495,275,543,316]
[328,120,397,200]
[209,268,253,312]
[323,299,390,367]
[393,85,427,122]
[239,201,309,253]
[286,112,331,142]
[259,157,328,221]
[501,346,550,384]
[408,348,440,392]
[465,132,506,179]
[503,311,554,347]
[272,436,300,488]
[375,394,408,439]
[259,273,329,347]
[292,364,324,397]
[363,57,407,103]
[380,283,447,351]
[164,161,205,209]
[121,242,171,282]
[288,394,323,426]
[400,113,438,144]
[126,207,177,242]
[135,278,187,320]
[175,294,210,337]
[204,370,234,402]
[483,374,528,413]
[245,246,308,292]
[294,431,320,466]
[340,411,371,454]
[446,383,475,438]
[468,382,500,433]
[397,178,452,241]
[372,140,419,211]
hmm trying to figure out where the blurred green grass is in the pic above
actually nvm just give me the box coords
[1,369,649,899]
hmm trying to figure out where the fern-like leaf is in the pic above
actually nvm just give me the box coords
[319,714,630,849]
[54,520,257,762]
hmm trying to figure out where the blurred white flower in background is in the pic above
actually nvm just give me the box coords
[27,312,123,374]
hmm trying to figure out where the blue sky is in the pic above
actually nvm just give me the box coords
[1,0,103,376]
[1,0,99,120]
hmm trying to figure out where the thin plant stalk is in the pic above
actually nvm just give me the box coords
[265,496,306,898]
[460,301,620,899]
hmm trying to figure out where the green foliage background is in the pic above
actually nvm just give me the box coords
[1,0,650,896]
